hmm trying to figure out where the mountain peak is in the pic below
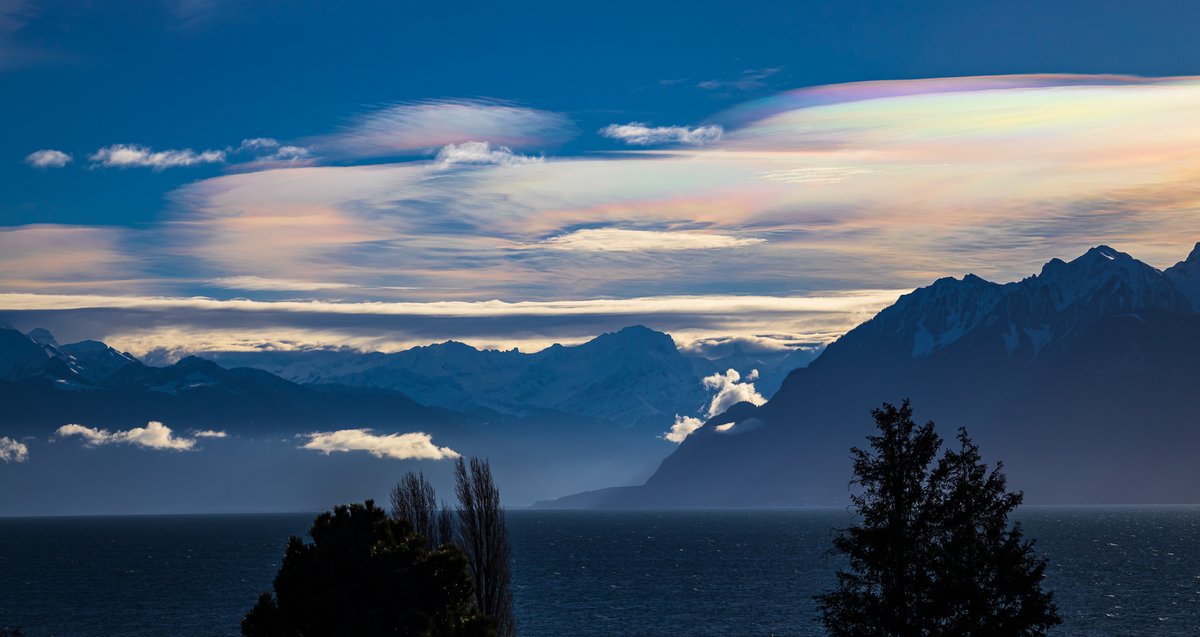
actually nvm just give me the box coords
[26,328,60,349]
[1165,242,1200,311]
[591,325,676,350]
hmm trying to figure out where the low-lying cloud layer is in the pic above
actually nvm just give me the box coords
[300,429,460,460]
[54,422,224,451]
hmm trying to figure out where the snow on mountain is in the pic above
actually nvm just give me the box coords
[201,325,812,428]
[549,243,1200,508]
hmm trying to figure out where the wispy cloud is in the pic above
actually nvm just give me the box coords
[436,141,543,167]
[0,225,138,291]
[0,290,906,318]
[89,144,226,170]
[300,429,459,460]
[192,429,228,438]
[697,68,780,92]
[54,421,209,451]
[207,276,358,291]
[25,149,72,168]
[0,436,28,463]
[541,228,763,252]
[600,122,722,145]
[320,99,575,159]
[234,138,281,153]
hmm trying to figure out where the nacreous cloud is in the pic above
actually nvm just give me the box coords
[25,149,72,169]
[10,75,1200,356]
[600,122,723,145]
[300,429,459,460]
[0,436,29,463]
[541,228,764,252]
[436,141,543,167]
[321,99,575,158]
[54,422,223,451]
[89,144,226,170]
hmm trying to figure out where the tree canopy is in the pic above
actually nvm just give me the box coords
[817,400,1061,637]
[242,500,492,637]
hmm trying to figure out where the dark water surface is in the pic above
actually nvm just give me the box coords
[0,507,1197,636]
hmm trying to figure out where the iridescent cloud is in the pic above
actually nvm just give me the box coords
[5,75,1200,352]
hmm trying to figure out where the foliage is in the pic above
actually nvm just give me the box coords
[817,400,1061,636]
[241,500,492,637]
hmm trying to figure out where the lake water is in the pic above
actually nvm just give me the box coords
[0,507,1197,636]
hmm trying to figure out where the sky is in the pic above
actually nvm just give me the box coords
[5,0,1200,357]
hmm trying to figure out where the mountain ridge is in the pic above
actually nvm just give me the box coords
[541,242,1200,508]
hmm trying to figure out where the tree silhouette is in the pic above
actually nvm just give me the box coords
[241,500,492,637]
[454,457,517,637]
[391,471,453,550]
[817,400,1061,637]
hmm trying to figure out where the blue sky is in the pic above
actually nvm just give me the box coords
[4,0,1200,356]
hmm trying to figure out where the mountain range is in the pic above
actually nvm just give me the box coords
[544,243,1200,508]
[0,322,814,511]
[193,326,815,426]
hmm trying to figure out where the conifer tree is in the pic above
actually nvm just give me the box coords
[817,401,1060,637]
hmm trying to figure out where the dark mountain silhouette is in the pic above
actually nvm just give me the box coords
[543,243,1200,508]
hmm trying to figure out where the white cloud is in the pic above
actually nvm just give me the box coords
[235,138,280,152]
[25,149,72,168]
[89,144,226,170]
[55,421,202,451]
[208,276,358,291]
[0,436,29,463]
[270,145,310,161]
[662,415,704,443]
[702,368,767,418]
[697,68,780,91]
[541,228,763,252]
[663,368,769,442]
[0,290,907,319]
[600,122,723,146]
[192,429,227,438]
[323,99,575,158]
[436,141,542,167]
[300,428,459,460]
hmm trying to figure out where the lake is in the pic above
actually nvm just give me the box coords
[0,507,1197,636]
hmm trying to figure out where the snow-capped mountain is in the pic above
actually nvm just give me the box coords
[200,325,813,427]
[546,243,1200,508]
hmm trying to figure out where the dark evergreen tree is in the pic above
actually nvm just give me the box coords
[241,500,492,637]
[817,400,1060,637]
[454,457,517,637]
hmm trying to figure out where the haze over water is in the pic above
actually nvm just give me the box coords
[1,508,1196,636]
